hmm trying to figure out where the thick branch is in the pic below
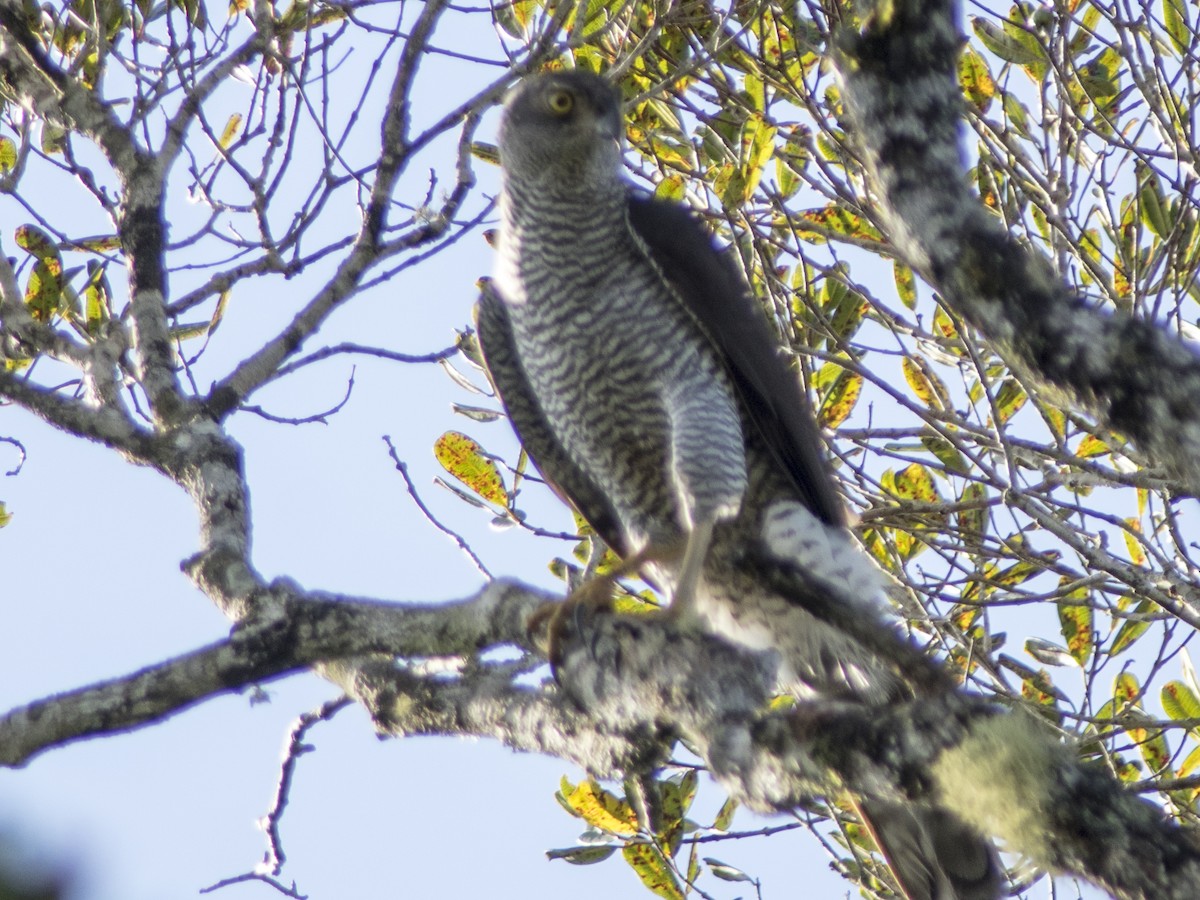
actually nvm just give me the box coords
[0,579,551,767]
[539,602,1200,900]
[832,0,1200,498]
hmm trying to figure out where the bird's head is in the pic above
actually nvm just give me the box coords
[498,71,624,192]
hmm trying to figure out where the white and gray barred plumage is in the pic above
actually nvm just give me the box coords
[475,70,1001,900]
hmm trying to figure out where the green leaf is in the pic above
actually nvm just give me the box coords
[41,122,67,155]
[921,434,969,474]
[1076,433,1109,458]
[1110,597,1154,655]
[1163,680,1200,724]
[972,17,1045,78]
[1127,711,1171,775]
[432,431,508,506]
[796,205,883,244]
[1114,671,1142,707]
[0,136,16,173]
[956,483,988,545]
[469,142,500,166]
[1058,599,1094,665]
[894,463,939,503]
[25,260,63,321]
[0,502,11,528]
[959,47,996,112]
[902,357,948,409]
[1179,744,1200,778]
[659,771,697,823]
[654,175,686,202]
[82,261,112,335]
[711,796,737,832]
[816,363,862,428]
[740,117,776,199]
[623,843,685,900]
[706,858,755,883]
[1136,162,1171,239]
[893,262,917,309]
[546,846,617,865]
[994,378,1027,424]
[1162,0,1190,56]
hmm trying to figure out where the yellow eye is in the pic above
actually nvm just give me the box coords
[546,90,574,115]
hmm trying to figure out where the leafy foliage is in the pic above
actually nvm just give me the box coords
[3,0,1200,896]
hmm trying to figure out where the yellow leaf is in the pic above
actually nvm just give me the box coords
[218,113,243,150]
[622,843,685,900]
[1057,597,1094,665]
[432,431,507,506]
[902,356,947,409]
[560,780,638,836]
[817,365,862,428]
[894,463,939,503]
[1122,518,1146,566]
[893,262,917,309]
[1114,671,1141,708]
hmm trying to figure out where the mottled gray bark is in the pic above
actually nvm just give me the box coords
[832,0,1200,502]
[538,602,1200,900]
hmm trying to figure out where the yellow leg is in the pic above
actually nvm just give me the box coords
[669,519,714,620]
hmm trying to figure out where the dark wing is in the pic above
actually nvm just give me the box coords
[474,281,632,558]
[626,194,846,528]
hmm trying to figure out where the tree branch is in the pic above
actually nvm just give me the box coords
[832,0,1200,498]
[0,578,551,767]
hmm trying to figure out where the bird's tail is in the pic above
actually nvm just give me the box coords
[858,800,1003,900]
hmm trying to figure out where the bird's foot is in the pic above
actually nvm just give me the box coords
[526,539,686,669]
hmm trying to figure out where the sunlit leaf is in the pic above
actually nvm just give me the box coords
[0,137,15,173]
[994,378,1027,424]
[1076,433,1109,458]
[559,778,638,836]
[796,205,883,244]
[711,796,737,832]
[1114,671,1142,707]
[660,771,698,823]
[817,363,862,428]
[0,502,11,528]
[1058,597,1094,665]
[1136,162,1171,239]
[1162,0,1190,56]
[1127,710,1170,775]
[82,261,112,335]
[1122,517,1146,567]
[1110,597,1154,655]
[894,463,939,503]
[623,843,684,900]
[972,17,1045,79]
[921,434,969,474]
[1179,745,1200,779]
[902,357,947,409]
[41,122,67,155]
[893,262,917,309]
[433,431,508,506]
[959,47,996,112]
[218,113,243,150]
[1162,680,1200,725]
[956,483,988,545]
[654,175,686,202]
[469,142,500,166]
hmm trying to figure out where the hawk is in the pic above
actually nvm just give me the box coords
[475,70,1000,900]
